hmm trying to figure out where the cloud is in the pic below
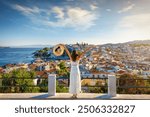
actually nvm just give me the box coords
[42,7,97,30]
[119,13,150,30]
[114,13,150,41]
[65,7,97,30]
[90,4,98,10]
[12,4,41,16]
[106,9,111,12]
[11,4,97,31]
[118,4,135,13]
[52,7,64,19]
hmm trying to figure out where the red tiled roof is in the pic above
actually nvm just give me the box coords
[116,70,126,74]
[45,69,56,73]
[0,68,3,73]
[91,71,110,74]
[5,64,15,67]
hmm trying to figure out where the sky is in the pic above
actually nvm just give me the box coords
[0,0,150,46]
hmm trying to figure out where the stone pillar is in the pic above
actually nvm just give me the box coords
[33,78,38,85]
[48,74,56,96]
[108,75,116,97]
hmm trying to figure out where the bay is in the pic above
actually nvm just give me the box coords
[0,48,41,66]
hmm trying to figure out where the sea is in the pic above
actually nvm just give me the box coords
[0,48,41,66]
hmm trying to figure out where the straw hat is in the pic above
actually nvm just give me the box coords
[53,44,65,56]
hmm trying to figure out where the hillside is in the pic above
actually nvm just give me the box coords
[126,40,150,44]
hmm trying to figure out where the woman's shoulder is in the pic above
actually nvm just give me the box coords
[71,60,79,63]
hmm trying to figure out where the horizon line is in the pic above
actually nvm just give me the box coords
[0,39,150,47]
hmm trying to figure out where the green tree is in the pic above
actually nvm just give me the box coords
[35,48,50,58]
[87,87,103,93]
[39,79,48,92]
[1,73,13,93]
[57,61,70,86]
[56,81,68,93]
[57,61,69,76]
[12,69,39,93]
[1,69,40,93]
[43,47,50,51]
[0,74,2,91]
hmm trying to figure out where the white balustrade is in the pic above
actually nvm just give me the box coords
[48,74,56,96]
[108,75,116,97]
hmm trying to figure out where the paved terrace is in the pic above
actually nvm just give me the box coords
[0,93,150,100]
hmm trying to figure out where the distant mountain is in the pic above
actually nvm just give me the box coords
[4,40,150,48]
[101,40,150,46]
[10,45,53,48]
[126,40,150,44]
[0,46,10,48]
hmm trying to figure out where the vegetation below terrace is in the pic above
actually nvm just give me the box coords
[0,68,150,94]
[0,68,68,93]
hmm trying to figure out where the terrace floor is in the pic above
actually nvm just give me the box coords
[0,93,150,100]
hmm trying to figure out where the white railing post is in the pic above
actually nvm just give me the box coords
[33,78,38,85]
[108,75,116,97]
[48,74,56,96]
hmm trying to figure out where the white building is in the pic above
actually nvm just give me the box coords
[142,71,150,76]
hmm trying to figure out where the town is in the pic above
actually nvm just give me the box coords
[0,40,150,93]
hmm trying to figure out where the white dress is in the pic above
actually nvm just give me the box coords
[69,61,81,94]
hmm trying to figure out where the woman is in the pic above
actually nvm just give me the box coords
[69,50,81,98]
[67,48,92,98]
[53,44,92,98]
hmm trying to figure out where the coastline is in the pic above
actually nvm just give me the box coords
[0,48,41,67]
[0,47,10,48]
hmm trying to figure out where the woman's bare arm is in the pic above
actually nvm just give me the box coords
[79,46,94,60]
[60,44,72,61]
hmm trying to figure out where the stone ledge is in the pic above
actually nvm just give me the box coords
[0,93,150,99]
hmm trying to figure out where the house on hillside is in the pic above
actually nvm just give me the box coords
[0,67,3,73]
[142,71,150,76]
[81,72,111,79]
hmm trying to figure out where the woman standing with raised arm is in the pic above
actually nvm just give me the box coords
[69,49,81,98]
[53,44,92,98]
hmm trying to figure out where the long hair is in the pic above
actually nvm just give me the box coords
[71,50,79,62]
